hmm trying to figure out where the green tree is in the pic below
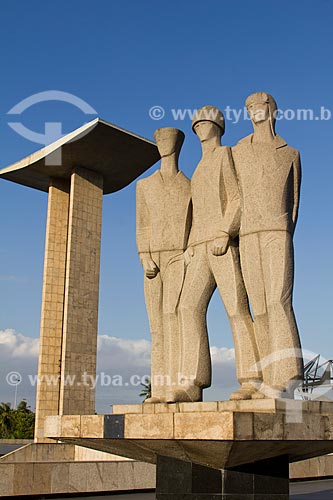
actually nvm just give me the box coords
[0,401,35,439]
[11,401,35,439]
[139,377,151,402]
[16,400,31,413]
[0,402,12,438]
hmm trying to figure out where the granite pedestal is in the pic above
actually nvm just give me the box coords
[45,400,333,499]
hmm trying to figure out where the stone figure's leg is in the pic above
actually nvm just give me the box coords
[161,252,186,401]
[239,234,271,388]
[209,241,262,399]
[178,243,215,400]
[143,252,165,402]
[261,231,303,393]
[163,309,181,396]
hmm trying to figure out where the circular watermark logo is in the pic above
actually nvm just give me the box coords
[148,105,165,120]
[6,371,22,386]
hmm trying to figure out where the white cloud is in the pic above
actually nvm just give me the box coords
[0,329,39,409]
[0,329,39,357]
[97,335,151,370]
[0,329,238,412]
[210,345,235,364]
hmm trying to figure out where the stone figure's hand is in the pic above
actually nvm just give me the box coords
[212,234,230,256]
[142,257,159,279]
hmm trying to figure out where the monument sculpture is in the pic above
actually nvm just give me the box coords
[231,91,303,399]
[138,99,303,404]
[177,106,262,402]
[138,107,262,403]
[3,96,330,500]
[136,127,192,403]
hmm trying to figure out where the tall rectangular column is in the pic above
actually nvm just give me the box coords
[35,179,70,441]
[59,167,103,415]
[35,167,103,441]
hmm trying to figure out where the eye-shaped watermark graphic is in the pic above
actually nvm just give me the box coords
[7,90,98,166]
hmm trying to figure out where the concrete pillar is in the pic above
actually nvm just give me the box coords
[35,179,70,441]
[35,168,103,441]
[59,167,103,415]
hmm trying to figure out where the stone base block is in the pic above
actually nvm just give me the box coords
[0,442,130,463]
[0,460,155,497]
[0,442,154,496]
[45,400,333,470]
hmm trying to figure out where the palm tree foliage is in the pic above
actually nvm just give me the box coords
[139,377,151,402]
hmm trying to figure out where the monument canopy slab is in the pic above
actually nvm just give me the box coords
[0,118,160,194]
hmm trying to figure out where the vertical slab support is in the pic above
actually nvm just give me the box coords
[59,167,103,415]
[35,179,70,441]
[35,167,103,441]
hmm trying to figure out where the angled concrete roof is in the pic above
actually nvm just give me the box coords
[0,118,160,194]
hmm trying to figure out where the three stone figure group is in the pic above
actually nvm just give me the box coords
[136,92,304,403]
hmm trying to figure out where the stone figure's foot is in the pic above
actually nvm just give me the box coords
[165,390,185,403]
[229,384,258,400]
[166,384,202,403]
[144,396,164,404]
[251,385,286,400]
[251,390,266,400]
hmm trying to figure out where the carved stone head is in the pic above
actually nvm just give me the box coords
[154,127,185,158]
[192,105,225,138]
[245,92,277,134]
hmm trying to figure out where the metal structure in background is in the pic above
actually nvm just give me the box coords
[299,355,333,399]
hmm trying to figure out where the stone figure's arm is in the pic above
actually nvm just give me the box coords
[211,148,240,257]
[136,182,150,254]
[220,147,241,239]
[184,199,193,249]
[136,182,159,279]
[292,151,302,233]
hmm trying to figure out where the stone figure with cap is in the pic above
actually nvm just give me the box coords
[231,91,303,399]
[176,105,262,403]
[136,127,192,403]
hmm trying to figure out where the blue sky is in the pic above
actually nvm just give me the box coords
[0,1,332,409]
